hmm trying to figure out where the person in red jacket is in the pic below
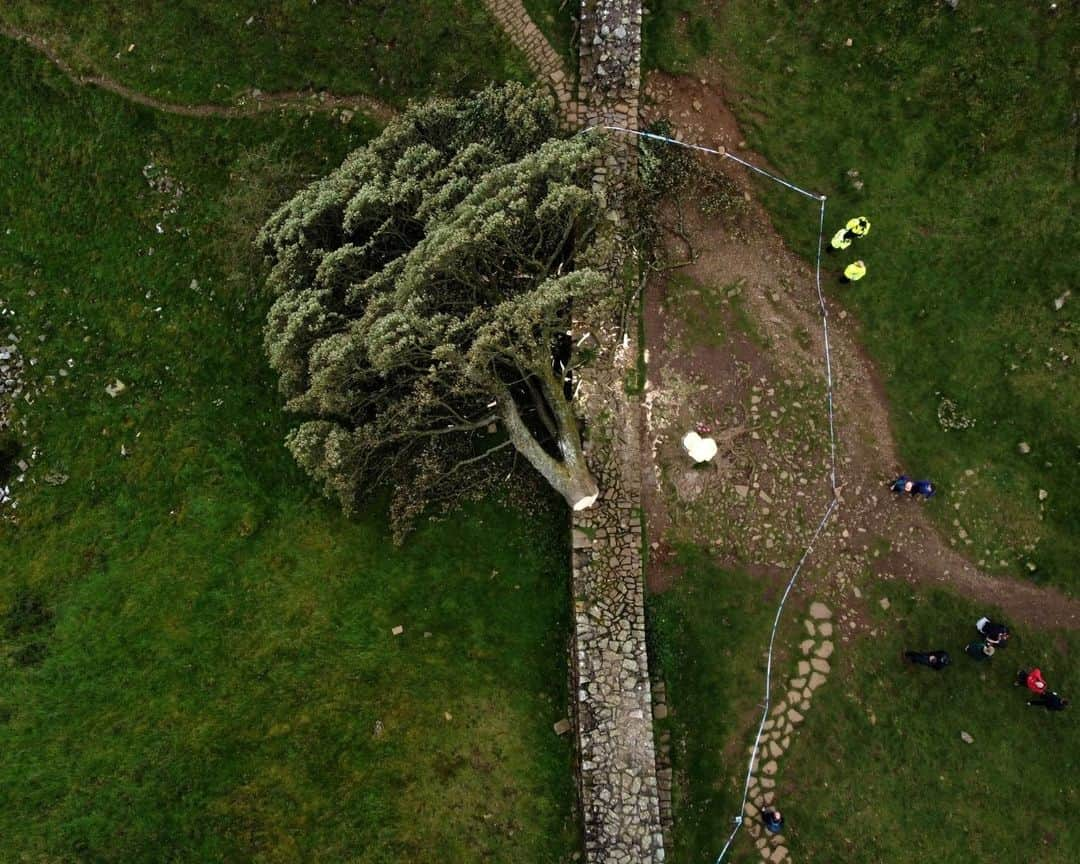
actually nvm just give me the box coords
[1015,667,1047,694]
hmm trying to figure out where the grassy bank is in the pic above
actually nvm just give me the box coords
[650,547,1080,863]
[1,1,530,107]
[0,39,577,863]
[699,1,1079,593]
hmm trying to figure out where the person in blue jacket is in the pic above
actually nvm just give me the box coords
[890,475,935,499]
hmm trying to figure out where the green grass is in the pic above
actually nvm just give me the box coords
[2,1,531,107]
[647,549,782,862]
[651,547,1080,864]
[708,1,1079,593]
[524,0,578,69]
[642,0,718,74]
[0,39,578,862]
[783,580,1080,864]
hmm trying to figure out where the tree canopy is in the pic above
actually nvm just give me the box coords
[258,84,607,535]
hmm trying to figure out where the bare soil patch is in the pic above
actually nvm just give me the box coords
[640,71,1080,633]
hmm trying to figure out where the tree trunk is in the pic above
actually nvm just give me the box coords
[498,382,599,510]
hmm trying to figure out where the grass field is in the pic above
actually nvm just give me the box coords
[0,39,578,863]
[660,0,1080,594]
[650,547,1080,864]
[524,0,578,69]
[1,1,530,108]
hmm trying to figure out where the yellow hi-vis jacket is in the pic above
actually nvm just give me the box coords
[830,228,853,250]
[846,216,871,237]
[844,260,867,281]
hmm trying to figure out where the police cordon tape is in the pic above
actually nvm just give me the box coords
[580,125,838,864]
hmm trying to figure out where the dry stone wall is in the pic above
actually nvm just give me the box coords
[570,3,664,862]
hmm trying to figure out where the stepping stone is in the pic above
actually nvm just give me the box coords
[781,736,790,749]
[771,701,787,718]
[763,760,778,776]
[804,619,816,636]
[818,621,833,637]
[798,660,811,677]
[787,690,802,704]
[811,657,831,674]
[809,671,828,691]
[802,687,813,700]
[769,740,783,758]
[800,699,811,711]
[756,837,768,850]
[760,776,775,789]
[771,847,789,862]
[790,677,806,689]
[809,602,832,619]
[788,709,804,724]
[744,801,759,818]
[800,639,815,655]
[816,640,835,659]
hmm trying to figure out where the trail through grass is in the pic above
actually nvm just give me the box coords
[651,547,1080,864]
[675,0,1078,593]
[0,39,577,863]
[1,1,530,108]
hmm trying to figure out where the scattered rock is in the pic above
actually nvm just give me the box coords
[105,379,127,398]
[809,601,832,620]
[1017,441,1031,454]
[1038,489,1048,501]
[879,597,891,611]
[960,730,974,744]
[391,625,404,636]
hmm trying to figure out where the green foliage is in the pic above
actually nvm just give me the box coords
[1,1,532,107]
[259,84,606,533]
[651,548,1080,864]
[715,0,1080,592]
[0,40,577,862]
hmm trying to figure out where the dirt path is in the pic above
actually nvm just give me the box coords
[0,25,397,124]
[640,71,1080,633]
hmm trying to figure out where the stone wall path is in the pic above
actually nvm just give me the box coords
[482,0,578,125]
[742,601,835,864]
[570,3,664,863]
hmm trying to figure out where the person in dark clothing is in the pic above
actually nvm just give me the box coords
[975,616,1011,647]
[904,650,951,670]
[890,475,936,499]
[964,640,995,661]
[1027,692,1069,711]
[762,808,784,834]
